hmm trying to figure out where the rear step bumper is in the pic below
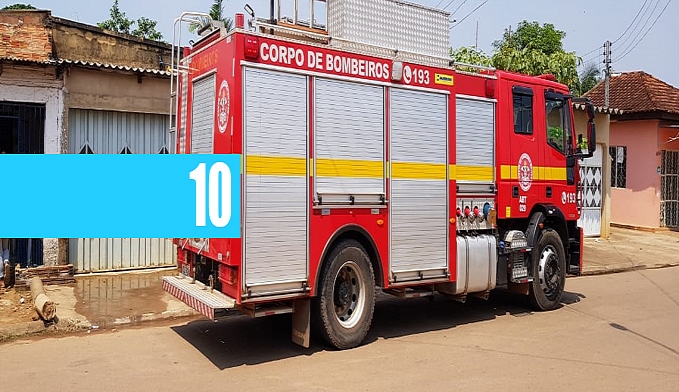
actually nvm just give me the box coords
[162,274,236,320]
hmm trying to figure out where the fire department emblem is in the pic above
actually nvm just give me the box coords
[518,153,533,192]
[217,80,230,133]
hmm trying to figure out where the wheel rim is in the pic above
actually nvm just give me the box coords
[538,245,561,300]
[333,260,366,329]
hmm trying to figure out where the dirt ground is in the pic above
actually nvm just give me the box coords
[0,285,38,325]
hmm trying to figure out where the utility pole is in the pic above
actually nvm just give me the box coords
[475,20,479,48]
[604,40,612,107]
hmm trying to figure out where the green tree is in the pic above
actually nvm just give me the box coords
[133,16,163,41]
[450,21,582,91]
[189,0,234,34]
[1,3,36,10]
[491,21,581,89]
[492,21,565,55]
[450,46,492,68]
[98,0,163,41]
[574,62,601,96]
[98,0,134,35]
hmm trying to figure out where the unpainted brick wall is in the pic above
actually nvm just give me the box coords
[0,10,52,62]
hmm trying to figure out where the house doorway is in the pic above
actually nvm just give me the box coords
[0,102,46,267]
[661,150,679,229]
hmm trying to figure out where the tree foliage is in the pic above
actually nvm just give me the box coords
[451,20,583,92]
[1,3,37,10]
[189,0,234,34]
[98,0,163,41]
[493,21,565,55]
[133,16,163,41]
[574,62,602,96]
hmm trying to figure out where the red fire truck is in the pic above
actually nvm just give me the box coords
[163,0,597,350]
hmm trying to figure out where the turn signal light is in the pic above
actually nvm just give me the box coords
[376,219,384,226]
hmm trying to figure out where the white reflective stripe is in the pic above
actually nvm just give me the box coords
[243,67,308,287]
[191,74,216,154]
[390,88,448,274]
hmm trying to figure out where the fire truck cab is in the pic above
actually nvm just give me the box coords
[163,0,597,350]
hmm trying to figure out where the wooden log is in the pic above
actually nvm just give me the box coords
[30,276,57,321]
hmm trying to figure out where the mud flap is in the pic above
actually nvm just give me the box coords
[291,298,310,348]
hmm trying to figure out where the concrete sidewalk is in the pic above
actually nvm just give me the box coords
[582,226,679,275]
[2,227,679,341]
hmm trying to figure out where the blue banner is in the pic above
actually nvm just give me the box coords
[0,154,241,238]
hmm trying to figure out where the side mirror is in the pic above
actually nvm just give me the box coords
[585,102,595,121]
[587,122,597,157]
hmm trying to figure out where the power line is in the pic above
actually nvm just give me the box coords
[578,0,651,63]
[434,0,448,8]
[612,0,651,43]
[439,0,458,12]
[451,0,491,28]
[450,0,470,16]
[615,0,673,63]
[615,0,659,53]
[580,45,603,59]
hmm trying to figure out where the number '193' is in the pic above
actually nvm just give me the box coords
[189,162,231,227]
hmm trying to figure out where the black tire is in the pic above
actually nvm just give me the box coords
[528,229,566,311]
[313,239,375,350]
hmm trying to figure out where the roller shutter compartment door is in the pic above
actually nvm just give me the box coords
[455,97,496,187]
[191,74,216,154]
[314,78,385,205]
[390,88,449,281]
[243,68,308,292]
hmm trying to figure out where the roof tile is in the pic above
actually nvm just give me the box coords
[584,71,679,115]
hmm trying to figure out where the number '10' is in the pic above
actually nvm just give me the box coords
[189,162,231,227]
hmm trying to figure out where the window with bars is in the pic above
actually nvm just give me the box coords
[610,146,627,188]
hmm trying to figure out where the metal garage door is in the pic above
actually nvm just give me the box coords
[68,108,176,272]
[578,145,603,237]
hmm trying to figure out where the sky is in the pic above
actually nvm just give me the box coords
[5,0,678,88]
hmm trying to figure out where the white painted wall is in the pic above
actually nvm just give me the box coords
[0,66,65,154]
[0,65,65,265]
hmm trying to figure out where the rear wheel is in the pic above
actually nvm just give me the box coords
[528,229,566,311]
[313,239,375,350]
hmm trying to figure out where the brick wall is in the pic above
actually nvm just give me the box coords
[0,10,52,62]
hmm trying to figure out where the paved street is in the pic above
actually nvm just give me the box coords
[2,267,679,392]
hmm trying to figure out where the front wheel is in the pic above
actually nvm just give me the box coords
[528,229,566,311]
[313,239,375,350]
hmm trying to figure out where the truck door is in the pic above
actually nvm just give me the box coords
[543,91,577,218]
[506,85,542,220]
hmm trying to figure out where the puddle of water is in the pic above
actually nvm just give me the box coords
[74,269,177,328]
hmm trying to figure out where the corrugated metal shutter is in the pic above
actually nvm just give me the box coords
[243,67,308,292]
[314,78,385,201]
[191,74,215,154]
[68,108,176,272]
[69,109,168,154]
[68,238,176,272]
[456,96,495,184]
[390,88,448,280]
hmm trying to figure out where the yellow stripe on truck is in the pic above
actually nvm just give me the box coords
[500,165,567,181]
[392,162,447,180]
[456,166,494,182]
[246,155,307,176]
[316,158,384,178]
